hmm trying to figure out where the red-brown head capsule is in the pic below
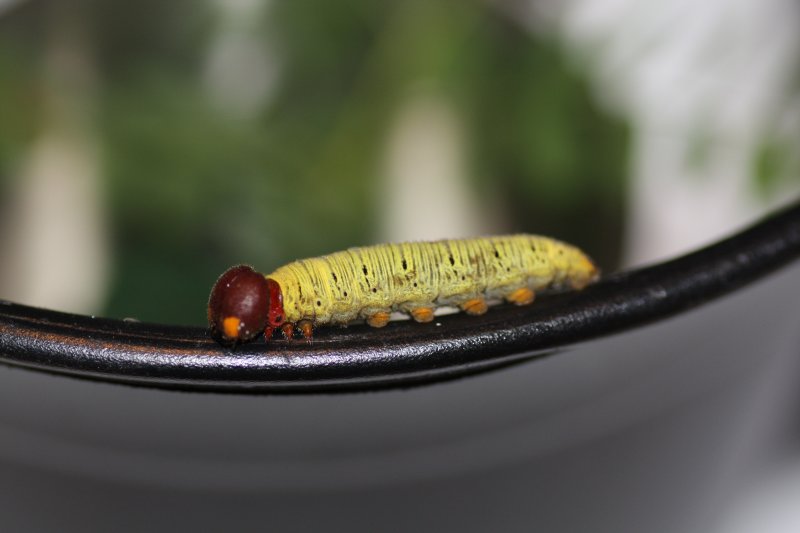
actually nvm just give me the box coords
[208,265,270,344]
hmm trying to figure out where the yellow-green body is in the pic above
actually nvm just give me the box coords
[267,235,598,325]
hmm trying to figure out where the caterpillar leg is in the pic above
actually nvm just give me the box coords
[298,319,314,342]
[366,311,391,328]
[410,307,435,323]
[281,322,295,340]
[506,287,535,306]
[460,298,488,316]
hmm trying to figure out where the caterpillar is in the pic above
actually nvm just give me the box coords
[208,234,599,345]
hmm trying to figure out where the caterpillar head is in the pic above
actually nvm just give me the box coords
[208,265,285,344]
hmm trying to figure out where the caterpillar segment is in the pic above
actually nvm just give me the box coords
[208,235,599,345]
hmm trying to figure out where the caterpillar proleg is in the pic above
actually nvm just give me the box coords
[208,235,599,344]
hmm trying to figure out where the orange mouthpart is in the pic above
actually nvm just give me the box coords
[222,316,241,339]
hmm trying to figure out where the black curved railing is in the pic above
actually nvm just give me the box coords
[1,200,799,392]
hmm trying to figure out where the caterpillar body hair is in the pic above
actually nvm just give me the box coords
[208,234,599,344]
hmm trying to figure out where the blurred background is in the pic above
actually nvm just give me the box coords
[0,0,797,327]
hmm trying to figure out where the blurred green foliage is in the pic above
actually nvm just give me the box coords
[0,15,42,179]
[0,0,629,325]
[753,138,795,199]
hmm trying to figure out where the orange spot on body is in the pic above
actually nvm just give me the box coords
[298,320,314,342]
[410,307,434,323]
[461,298,488,315]
[367,311,391,327]
[222,316,241,339]
[507,287,535,306]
